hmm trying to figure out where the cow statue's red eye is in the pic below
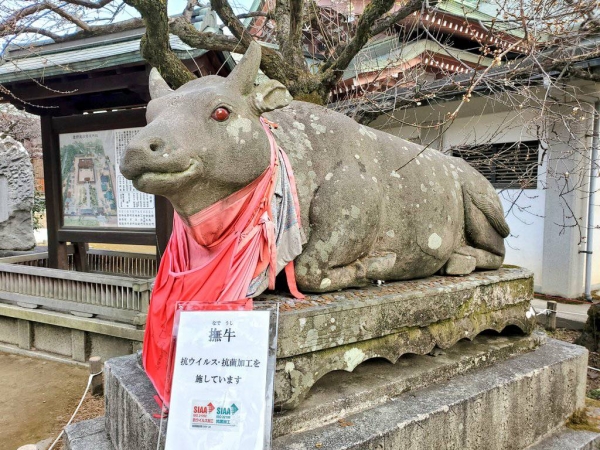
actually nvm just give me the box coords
[211,107,230,122]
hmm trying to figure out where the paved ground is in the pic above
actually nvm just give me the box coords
[0,352,89,450]
[532,298,593,330]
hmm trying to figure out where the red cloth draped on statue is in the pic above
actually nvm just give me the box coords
[142,119,304,406]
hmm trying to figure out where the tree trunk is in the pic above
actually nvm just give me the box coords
[124,0,195,89]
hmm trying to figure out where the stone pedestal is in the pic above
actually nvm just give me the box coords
[261,267,535,409]
[62,268,599,449]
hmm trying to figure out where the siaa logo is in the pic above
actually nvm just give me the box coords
[192,402,215,414]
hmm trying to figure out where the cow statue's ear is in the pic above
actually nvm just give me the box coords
[250,80,293,113]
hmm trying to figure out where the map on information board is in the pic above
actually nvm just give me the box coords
[59,128,155,228]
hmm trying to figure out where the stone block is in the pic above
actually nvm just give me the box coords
[89,333,134,361]
[64,417,113,450]
[0,303,143,364]
[257,267,535,409]
[0,136,34,251]
[73,338,587,450]
[102,333,541,450]
[273,332,542,438]
[273,339,587,450]
[17,319,32,349]
[71,329,87,362]
[525,427,600,450]
[104,356,166,450]
[33,323,72,356]
[0,316,18,345]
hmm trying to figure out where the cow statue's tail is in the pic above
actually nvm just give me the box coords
[462,186,510,257]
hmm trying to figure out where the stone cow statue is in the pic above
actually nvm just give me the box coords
[120,42,509,293]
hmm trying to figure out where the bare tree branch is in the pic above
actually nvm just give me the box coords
[210,0,253,47]
[50,18,144,42]
[370,0,428,36]
[17,26,62,41]
[47,4,92,31]
[170,15,296,91]
[59,0,115,9]
[182,0,197,21]
[236,11,273,20]
[123,0,195,89]
[170,16,242,52]
[0,0,115,35]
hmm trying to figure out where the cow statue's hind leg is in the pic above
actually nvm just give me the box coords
[442,185,510,275]
[294,167,393,292]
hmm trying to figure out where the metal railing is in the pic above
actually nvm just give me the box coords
[0,251,154,326]
[0,249,157,278]
[87,249,157,278]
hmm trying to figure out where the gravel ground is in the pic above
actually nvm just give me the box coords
[0,352,90,450]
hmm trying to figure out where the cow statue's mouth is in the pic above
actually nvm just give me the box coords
[129,160,201,193]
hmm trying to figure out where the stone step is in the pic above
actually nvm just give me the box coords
[103,332,542,450]
[66,420,600,450]
[274,332,541,438]
[65,338,587,450]
[64,417,112,450]
[272,338,587,450]
[526,427,600,449]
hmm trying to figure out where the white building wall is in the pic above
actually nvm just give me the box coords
[592,203,600,288]
[497,191,546,291]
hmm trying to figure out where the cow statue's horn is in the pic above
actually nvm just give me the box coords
[149,68,173,100]
[228,41,261,95]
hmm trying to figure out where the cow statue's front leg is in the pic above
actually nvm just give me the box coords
[294,169,387,292]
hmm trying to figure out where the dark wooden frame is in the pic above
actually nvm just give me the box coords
[41,108,173,269]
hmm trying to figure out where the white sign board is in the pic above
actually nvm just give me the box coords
[165,310,276,450]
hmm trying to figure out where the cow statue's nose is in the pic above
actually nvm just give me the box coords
[148,138,166,153]
[120,137,167,179]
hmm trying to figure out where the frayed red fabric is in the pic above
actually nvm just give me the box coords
[142,118,304,406]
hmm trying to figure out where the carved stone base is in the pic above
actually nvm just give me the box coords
[256,267,535,409]
[64,267,541,450]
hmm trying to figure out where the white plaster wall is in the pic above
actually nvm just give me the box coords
[592,202,600,288]
[498,190,546,290]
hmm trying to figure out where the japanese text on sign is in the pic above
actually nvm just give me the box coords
[165,310,276,450]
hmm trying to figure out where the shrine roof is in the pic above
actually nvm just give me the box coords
[0,30,207,84]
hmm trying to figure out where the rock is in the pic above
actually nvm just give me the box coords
[576,303,600,352]
[17,445,38,450]
[35,437,54,450]
[0,136,35,250]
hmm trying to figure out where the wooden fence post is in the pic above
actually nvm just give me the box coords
[545,301,557,331]
[89,356,104,396]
